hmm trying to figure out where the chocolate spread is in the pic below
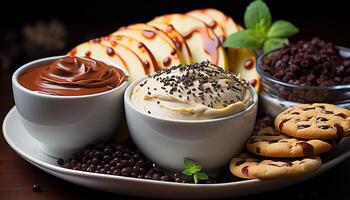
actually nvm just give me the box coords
[18,56,127,96]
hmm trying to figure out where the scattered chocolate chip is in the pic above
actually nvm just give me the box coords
[32,184,41,192]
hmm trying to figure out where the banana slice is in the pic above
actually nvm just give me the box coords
[106,35,159,74]
[111,28,182,69]
[150,14,228,70]
[68,39,147,81]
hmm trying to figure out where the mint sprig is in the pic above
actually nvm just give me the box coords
[224,0,299,53]
[182,159,208,184]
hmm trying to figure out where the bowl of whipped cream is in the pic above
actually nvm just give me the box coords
[124,61,258,170]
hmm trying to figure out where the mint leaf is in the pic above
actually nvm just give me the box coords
[223,30,265,49]
[195,173,209,181]
[193,165,202,172]
[244,0,271,32]
[184,159,194,169]
[193,173,199,184]
[183,169,194,176]
[267,20,299,38]
[263,38,289,53]
[182,158,209,184]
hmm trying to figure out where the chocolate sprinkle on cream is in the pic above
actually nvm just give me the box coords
[131,61,251,120]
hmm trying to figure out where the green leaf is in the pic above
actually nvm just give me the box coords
[223,30,265,49]
[263,38,289,53]
[193,173,199,184]
[195,172,209,181]
[184,159,194,169]
[267,20,299,38]
[193,165,202,172]
[244,0,271,32]
[183,169,194,176]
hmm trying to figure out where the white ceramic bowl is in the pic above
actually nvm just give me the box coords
[12,56,128,158]
[124,77,258,170]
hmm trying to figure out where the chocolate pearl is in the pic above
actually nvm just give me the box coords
[96,165,102,170]
[104,147,112,154]
[147,169,156,176]
[116,162,123,169]
[131,172,138,178]
[136,160,145,167]
[175,178,182,183]
[137,175,144,179]
[104,164,110,170]
[63,163,70,169]
[132,153,141,160]
[112,169,121,175]
[32,184,41,192]
[139,167,146,174]
[92,158,99,165]
[123,153,130,159]
[81,164,88,171]
[103,155,111,161]
[106,170,112,175]
[113,151,123,158]
[57,159,64,166]
[121,167,131,176]
[87,167,93,172]
[132,165,140,172]
[112,157,120,165]
[144,174,152,179]
[94,151,102,158]
[160,175,169,181]
[152,174,161,180]
[128,158,135,166]
[174,173,182,178]
[121,159,129,167]
[88,151,95,158]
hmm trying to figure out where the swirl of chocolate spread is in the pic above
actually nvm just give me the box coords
[18,56,127,96]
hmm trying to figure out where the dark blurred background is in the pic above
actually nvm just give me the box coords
[1,0,349,72]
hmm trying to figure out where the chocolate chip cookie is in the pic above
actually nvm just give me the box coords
[246,127,333,157]
[275,103,350,140]
[230,153,322,179]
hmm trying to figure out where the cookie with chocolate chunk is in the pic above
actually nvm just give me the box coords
[246,127,333,157]
[275,103,350,140]
[230,153,322,179]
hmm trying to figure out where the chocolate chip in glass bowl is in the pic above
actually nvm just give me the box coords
[260,37,350,103]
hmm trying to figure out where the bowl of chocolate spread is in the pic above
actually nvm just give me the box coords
[12,56,128,158]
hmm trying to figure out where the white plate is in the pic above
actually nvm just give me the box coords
[3,106,350,199]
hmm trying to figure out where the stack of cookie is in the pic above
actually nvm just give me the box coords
[230,103,350,180]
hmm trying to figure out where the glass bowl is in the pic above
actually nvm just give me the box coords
[256,46,350,117]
